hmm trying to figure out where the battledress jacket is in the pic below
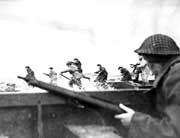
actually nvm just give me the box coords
[128,56,180,138]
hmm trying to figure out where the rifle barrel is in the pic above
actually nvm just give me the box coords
[17,76,123,113]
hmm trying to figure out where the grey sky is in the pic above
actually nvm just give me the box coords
[0,0,180,83]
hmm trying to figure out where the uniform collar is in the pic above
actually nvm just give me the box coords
[153,56,180,88]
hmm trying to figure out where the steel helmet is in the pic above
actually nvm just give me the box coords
[135,34,180,55]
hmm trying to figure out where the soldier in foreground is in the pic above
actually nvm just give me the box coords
[115,34,180,138]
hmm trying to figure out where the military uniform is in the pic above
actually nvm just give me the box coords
[95,66,108,83]
[61,62,83,89]
[25,66,35,80]
[49,70,57,85]
[129,56,180,138]
[118,67,132,81]
[73,59,83,73]
[128,34,180,138]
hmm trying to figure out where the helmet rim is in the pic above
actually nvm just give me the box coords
[135,34,180,55]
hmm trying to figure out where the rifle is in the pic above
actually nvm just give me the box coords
[59,73,70,80]
[43,73,50,77]
[17,76,124,113]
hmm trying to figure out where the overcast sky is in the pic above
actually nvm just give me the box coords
[0,0,180,83]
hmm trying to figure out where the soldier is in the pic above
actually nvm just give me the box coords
[44,67,57,85]
[72,58,83,73]
[60,61,83,89]
[115,34,180,138]
[130,63,141,82]
[72,58,90,80]
[137,55,151,84]
[94,64,108,84]
[25,66,35,80]
[118,66,132,81]
[130,56,151,84]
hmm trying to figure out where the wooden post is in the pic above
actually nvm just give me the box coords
[37,100,43,138]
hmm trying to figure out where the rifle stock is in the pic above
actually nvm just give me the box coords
[17,76,124,113]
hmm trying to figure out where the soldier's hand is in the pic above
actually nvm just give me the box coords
[114,104,135,127]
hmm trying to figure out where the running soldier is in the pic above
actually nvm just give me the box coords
[94,64,108,88]
[72,58,83,73]
[43,67,57,85]
[60,61,84,89]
